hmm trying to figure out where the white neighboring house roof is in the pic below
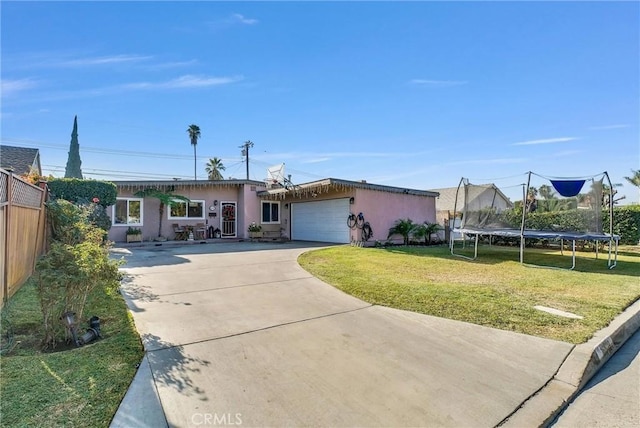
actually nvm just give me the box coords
[428,183,513,212]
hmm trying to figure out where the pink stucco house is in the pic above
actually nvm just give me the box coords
[107,178,438,244]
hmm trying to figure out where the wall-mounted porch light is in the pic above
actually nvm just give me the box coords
[349,197,355,204]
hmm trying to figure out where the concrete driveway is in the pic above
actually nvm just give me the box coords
[112,241,573,427]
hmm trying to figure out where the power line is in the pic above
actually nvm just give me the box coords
[2,137,244,162]
[6,136,328,182]
[42,164,193,179]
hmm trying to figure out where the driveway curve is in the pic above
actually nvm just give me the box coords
[112,242,572,427]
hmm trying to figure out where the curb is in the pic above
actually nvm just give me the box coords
[501,298,640,427]
[109,353,168,428]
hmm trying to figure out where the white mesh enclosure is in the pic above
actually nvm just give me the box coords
[457,181,515,230]
[455,172,611,236]
[451,172,618,269]
[523,172,606,235]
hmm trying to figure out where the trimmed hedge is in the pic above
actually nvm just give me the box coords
[495,205,640,245]
[606,205,640,245]
[48,178,117,207]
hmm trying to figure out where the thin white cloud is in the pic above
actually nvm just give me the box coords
[206,13,259,31]
[409,79,468,87]
[302,157,331,164]
[230,13,258,25]
[1,78,38,96]
[121,75,244,90]
[142,59,199,70]
[588,124,630,130]
[512,137,577,146]
[55,54,153,67]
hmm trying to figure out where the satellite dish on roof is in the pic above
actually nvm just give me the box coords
[267,163,285,185]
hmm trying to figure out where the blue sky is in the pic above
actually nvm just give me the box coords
[2,1,639,203]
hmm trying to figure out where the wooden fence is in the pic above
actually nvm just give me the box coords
[0,169,47,306]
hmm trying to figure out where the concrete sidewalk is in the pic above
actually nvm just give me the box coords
[109,242,637,427]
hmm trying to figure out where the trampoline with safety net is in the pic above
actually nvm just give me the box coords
[449,171,619,270]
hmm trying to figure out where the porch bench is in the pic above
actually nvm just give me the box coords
[261,230,281,240]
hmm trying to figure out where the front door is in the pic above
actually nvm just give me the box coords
[221,202,237,238]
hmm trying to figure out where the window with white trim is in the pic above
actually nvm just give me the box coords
[169,199,205,219]
[113,198,143,226]
[261,201,280,224]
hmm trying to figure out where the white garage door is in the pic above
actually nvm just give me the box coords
[291,198,350,243]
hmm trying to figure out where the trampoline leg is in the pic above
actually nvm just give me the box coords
[570,240,576,270]
[474,234,479,260]
[450,232,479,261]
[560,239,564,256]
[595,241,599,260]
[608,239,618,269]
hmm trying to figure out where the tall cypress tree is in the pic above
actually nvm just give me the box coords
[64,115,83,179]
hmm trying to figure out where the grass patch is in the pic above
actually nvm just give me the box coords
[0,279,143,427]
[298,244,640,344]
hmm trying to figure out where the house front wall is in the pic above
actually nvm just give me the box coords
[258,186,435,244]
[240,184,266,238]
[107,180,436,244]
[108,184,264,242]
[353,188,436,245]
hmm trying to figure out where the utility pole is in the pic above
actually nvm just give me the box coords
[240,140,254,180]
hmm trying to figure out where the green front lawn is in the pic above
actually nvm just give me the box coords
[298,244,640,344]
[0,280,143,427]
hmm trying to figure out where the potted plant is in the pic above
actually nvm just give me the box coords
[247,222,262,239]
[126,226,142,243]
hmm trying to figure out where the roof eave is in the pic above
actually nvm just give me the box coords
[257,177,438,198]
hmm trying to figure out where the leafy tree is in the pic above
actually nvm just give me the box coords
[412,222,441,245]
[387,218,416,245]
[205,157,226,180]
[134,188,189,238]
[526,186,538,212]
[187,124,201,180]
[64,115,83,179]
[20,166,52,185]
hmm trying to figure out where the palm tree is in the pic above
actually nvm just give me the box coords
[134,188,189,239]
[387,218,416,245]
[624,169,640,202]
[536,198,575,212]
[205,157,226,180]
[413,222,441,245]
[526,186,538,213]
[187,124,201,180]
[538,184,555,200]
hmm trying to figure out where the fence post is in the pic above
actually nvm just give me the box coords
[32,181,47,271]
[3,172,12,305]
